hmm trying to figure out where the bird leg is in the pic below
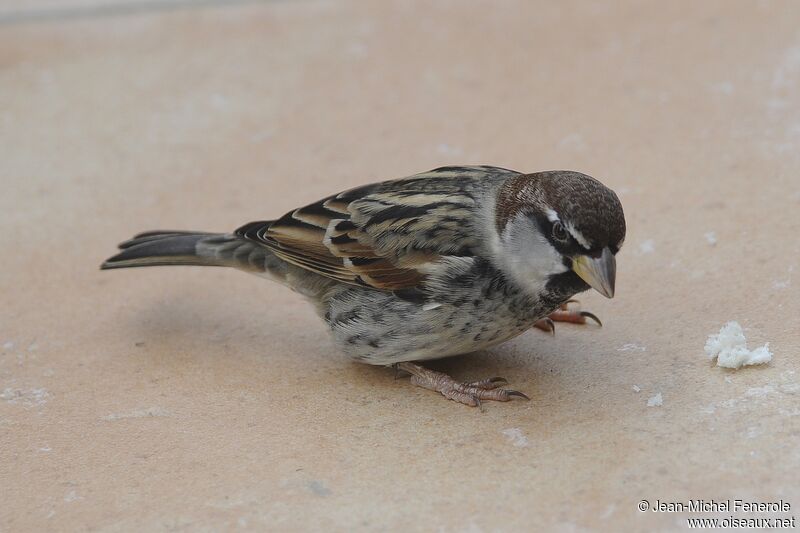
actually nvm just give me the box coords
[533,300,602,335]
[395,362,530,407]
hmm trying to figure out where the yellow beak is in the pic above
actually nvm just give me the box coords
[572,247,616,298]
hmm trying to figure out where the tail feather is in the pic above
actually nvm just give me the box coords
[101,230,272,271]
[117,230,216,250]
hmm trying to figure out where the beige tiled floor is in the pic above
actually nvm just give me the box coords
[2,1,800,531]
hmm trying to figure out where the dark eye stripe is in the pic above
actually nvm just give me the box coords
[528,213,580,254]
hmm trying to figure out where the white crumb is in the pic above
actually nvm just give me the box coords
[632,385,641,393]
[600,504,616,519]
[638,239,655,255]
[102,407,171,421]
[558,132,587,151]
[1,387,49,407]
[699,403,716,414]
[502,428,530,448]
[781,383,800,394]
[210,93,229,110]
[64,490,82,503]
[647,392,663,407]
[704,321,772,369]
[436,143,463,156]
[710,81,734,95]
[2,341,14,350]
[704,231,717,245]
[249,129,273,143]
[772,279,790,290]
[745,385,776,398]
[618,343,646,352]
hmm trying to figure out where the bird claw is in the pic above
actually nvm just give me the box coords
[506,390,530,400]
[534,301,603,332]
[466,376,508,388]
[579,311,602,327]
[533,317,556,335]
[397,362,530,407]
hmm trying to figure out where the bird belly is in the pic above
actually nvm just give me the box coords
[322,278,558,366]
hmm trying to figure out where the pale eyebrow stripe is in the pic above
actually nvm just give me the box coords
[547,208,591,250]
[566,223,591,249]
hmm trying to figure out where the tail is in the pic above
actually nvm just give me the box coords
[101,229,273,271]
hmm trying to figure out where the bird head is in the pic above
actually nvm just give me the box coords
[493,171,626,298]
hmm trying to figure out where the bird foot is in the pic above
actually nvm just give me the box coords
[533,300,602,335]
[395,362,530,407]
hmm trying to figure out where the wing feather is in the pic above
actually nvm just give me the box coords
[235,166,518,290]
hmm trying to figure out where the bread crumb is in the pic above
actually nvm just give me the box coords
[647,392,663,407]
[436,143,463,156]
[64,490,82,503]
[704,231,717,245]
[502,428,530,448]
[745,385,776,398]
[632,385,641,393]
[638,239,655,254]
[704,321,772,369]
[102,407,171,421]
[618,343,646,352]
[1,387,49,407]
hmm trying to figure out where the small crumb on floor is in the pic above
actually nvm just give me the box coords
[102,407,171,421]
[632,385,641,393]
[704,321,772,369]
[638,239,655,255]
[436,143,463,156]
[618,343,646,352]
[64,490,82,503]
[502,427,530,448]
[2,341,14,351]
[1,387,49,407]
[307,480,331,496]
[647,392,663,407]
[704,231,717,245]
[745,385,777,398]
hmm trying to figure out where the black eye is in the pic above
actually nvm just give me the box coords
[552,221,568,242]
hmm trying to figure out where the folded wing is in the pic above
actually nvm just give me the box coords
[236,166,517,291]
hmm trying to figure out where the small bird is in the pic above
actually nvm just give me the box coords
[102,166,625,406]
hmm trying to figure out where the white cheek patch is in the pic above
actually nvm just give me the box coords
[499,214,568,294]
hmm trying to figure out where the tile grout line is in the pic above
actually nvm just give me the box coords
[0,0,282,26]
